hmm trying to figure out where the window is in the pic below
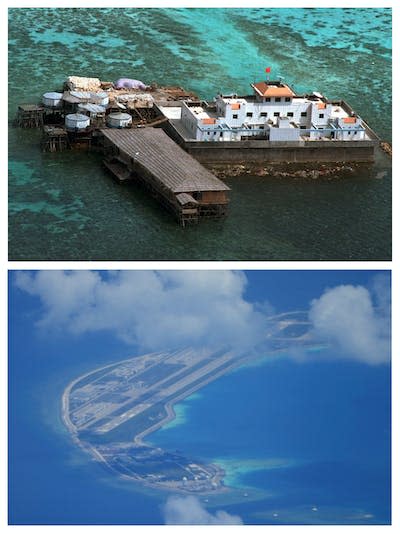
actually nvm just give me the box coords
[260,112,268,117]
[287,112,294,117]
[319,113,324,119]
[232,114,238,119]
[301,112,307,117]
[265,97,271,102]
[275,97,281,102]
[274,112,280,117]
[300,125,306,129]
[260,125,264,129]
[220,132,223,137]
[246,112,253,117]
[285,97,291,102]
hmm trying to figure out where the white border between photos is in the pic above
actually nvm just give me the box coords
[2,1,397,533]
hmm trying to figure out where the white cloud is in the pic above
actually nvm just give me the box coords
[162,495,243,525]
[14,270,267,353]
[15,271,390,366]
[309,283,390,365]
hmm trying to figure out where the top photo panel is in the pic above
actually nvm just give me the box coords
[8,7,392,261]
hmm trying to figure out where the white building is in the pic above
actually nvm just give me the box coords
[176,80,367,143]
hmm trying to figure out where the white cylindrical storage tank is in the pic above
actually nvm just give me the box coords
[107,112,132,128]
[90,91,109,106]
[42,92,63,108]
[65,113,90,130]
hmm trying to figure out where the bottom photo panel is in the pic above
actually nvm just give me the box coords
[8,270,391,525]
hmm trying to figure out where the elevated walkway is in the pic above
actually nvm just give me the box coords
[100,128,229,225]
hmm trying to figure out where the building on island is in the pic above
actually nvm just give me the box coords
[16,73,382,225]
[175,80,367,143]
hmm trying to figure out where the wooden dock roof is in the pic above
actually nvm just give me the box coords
[176,193,199,206]
[100,128,230,194]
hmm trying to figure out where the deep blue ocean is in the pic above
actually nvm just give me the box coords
[8,7,392,260]
[9,271,391,525]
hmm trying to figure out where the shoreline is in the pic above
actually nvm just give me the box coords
[61,353,242,495]
[60,339,323,495]
[209,161,372,180]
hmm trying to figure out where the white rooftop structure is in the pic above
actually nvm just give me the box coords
[173,79,369,143]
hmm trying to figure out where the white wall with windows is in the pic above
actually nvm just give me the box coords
[180,88,366,142]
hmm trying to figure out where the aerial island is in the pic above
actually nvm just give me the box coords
[16,74,386,225]
[62,312,315,494]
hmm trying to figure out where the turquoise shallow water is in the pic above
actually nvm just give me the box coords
[8,8,392,260]
[149,356,391,524]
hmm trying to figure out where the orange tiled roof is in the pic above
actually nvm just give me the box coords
[343,117,357,123]
[202,118,216,125]
[231,103,241,110]
[252,82,296,98]
[317,103,327,110]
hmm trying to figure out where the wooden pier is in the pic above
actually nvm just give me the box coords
[101,128,229,225]
[15,77,230,226]
[16,104,44,128]
[103,158,132,183]
[41,126,70,152]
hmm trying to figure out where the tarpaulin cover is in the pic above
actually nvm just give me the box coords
[114,78,148,90]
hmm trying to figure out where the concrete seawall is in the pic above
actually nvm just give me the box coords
[184,142,376,164]
[164,121,378,164]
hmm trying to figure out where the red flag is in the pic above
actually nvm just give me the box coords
[265,67,271,73]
